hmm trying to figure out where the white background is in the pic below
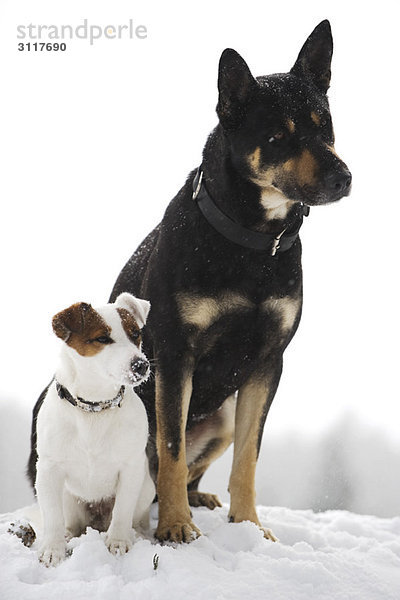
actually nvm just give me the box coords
[0,0,399,511]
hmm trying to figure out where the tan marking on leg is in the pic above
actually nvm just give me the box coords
[186,395,236,510]
[229,379,277,541]
[186,395,235,469]
[155,372,201,543]
[177,292,253,330]
[185,395,236,510]
[52,303,111,357]
[311,111,321,126]
[286,118,295,133]
[187,435,228,510]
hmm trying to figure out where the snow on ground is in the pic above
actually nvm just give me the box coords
[1,503,400,600]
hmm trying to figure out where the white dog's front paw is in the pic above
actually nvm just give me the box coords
[106,536,132,555]
[39,541,66,567]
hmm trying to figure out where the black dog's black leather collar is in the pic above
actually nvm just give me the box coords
[192,168,309,255]
[56,382,125,412]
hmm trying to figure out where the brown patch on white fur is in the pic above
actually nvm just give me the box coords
[52,303,111,357]
[117,308,142,346]
[177,292,253,330]
[311,111,321,126]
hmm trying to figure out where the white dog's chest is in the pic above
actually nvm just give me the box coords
[64,436,126,501]
[37,388,148,502]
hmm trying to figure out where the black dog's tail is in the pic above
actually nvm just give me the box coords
[26,380,53,490]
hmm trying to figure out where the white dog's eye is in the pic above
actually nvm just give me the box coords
[94,335,114,344]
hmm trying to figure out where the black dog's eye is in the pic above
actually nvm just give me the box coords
[94,335,114,344]
[268,131,285,143]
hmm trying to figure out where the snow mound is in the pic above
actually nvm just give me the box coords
[1,503,400,599]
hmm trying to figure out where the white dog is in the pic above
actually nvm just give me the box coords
[35,292,155,566]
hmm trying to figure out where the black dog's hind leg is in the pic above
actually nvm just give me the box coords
[186,394,236,510]
[187,477,222,510]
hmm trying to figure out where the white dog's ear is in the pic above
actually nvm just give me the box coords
[52,302,94,341]
[115,292,151,328]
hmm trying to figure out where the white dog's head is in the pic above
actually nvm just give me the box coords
[52,293,151,387]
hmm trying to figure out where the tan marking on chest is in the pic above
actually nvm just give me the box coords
[263,296,301,332]
[177,292,253,329]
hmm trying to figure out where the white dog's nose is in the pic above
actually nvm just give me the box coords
[131,358,150,378]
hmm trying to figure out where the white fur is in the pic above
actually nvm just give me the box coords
[260,187,294,220]
[35,293,155,567]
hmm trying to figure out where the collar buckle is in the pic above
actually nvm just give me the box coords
[270,228,287,257]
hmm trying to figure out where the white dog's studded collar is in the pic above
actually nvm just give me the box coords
[55,381,125,412]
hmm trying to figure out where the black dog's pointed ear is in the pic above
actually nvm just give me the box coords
[217,49,257,128]
[291,20,333,93]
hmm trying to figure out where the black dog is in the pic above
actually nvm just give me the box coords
[110,19,351,543]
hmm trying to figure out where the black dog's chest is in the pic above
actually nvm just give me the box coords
[182,292,301,420]
[179,290,300,347]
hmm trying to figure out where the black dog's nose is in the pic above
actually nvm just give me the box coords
[325,170,352,195]
[131,358,149,377]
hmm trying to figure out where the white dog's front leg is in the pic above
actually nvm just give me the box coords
[36,461,66,567]
[106,464,144,555]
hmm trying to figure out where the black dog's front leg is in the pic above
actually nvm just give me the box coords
[228,359,283,541]
[154,350,201,543]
